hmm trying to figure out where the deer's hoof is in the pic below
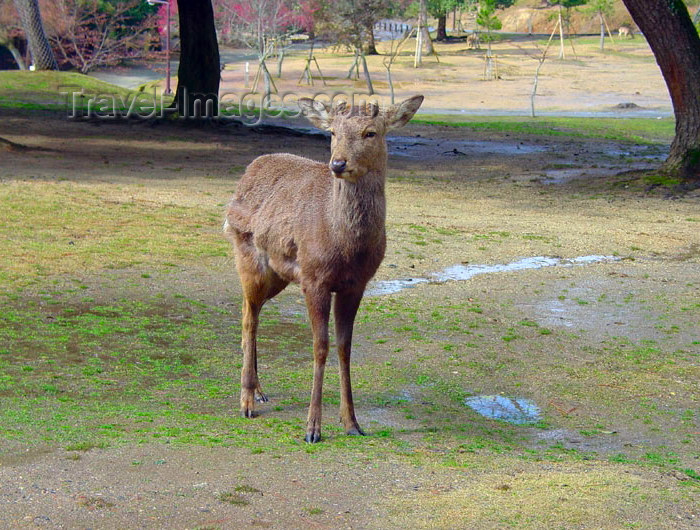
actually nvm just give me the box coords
[241,407,256,419]
[241,388,258,418]
[346,426,366,436]
[255,390,268,403]
[304,430,322,443]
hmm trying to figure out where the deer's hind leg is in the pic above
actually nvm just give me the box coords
[235,243,288,418]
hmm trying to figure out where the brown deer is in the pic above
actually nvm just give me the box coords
[618,25,634,39]
[224,95,424,443]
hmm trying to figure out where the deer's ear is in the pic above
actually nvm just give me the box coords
[384,95,424,131]
[298,98,332,130]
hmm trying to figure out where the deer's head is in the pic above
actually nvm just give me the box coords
[299,95,424,182]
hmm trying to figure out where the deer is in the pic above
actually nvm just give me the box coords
[224,95,424,443]
[618,25,634,39]
[467,33,480,50]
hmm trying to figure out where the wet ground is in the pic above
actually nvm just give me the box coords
[366,255,619,295]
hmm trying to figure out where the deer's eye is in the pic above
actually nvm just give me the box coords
[364,131,377,138]
[330,130,336,137]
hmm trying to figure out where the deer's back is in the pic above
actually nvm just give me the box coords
[230,153,328,232]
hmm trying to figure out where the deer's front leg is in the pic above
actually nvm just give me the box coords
[304,286,331,443]
[334,289,365,436]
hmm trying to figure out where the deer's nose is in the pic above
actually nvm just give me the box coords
[330,159,347,174]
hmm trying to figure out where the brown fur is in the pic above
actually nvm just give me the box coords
[224,95,424,442]
[618,25,634,39]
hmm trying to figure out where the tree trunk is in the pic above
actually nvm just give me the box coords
[557,6,565,60]
[622,0,700,180]
[436,15,448,41]
[385,64,394,104]
[360,52,374,95]
[172,0,220,119]
[419,0,434,55]
[364,19,378,55]
[277,49,284,78]
[13,0,56,70]
[414,20,423,67]
[599,12,605,52]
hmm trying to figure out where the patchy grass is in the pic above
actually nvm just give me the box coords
[0,114,697,527]
[412,115,675,144]
[383,461,694,529]
[218,492,249,506]
[0,179,228,289]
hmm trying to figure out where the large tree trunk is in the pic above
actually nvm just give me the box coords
[173,0,220,119]
[622,0,700,181]
[13,0,56,70]
[436,14,448,41]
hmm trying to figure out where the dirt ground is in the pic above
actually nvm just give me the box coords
[215,35,673,116]
[0,93,698,530]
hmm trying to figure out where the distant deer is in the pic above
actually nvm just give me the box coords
[618,24,634,39]
[224,95,424,443]
[467,33,480,50]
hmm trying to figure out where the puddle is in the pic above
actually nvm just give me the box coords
[465,395,541,424]
[539,299,574,327]
[364,277,430,296]
[435,256,559,281]
[542,167,618,184]
[386,136,546,158]
[249,119,546,159]
[542,163,661,184]
[366,255,619,296]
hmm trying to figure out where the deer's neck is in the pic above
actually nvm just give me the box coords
[330,170,386,245]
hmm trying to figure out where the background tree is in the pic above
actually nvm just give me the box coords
[477,0,501,78]
[475,0,514,49]
[585,0,614,51]
[428,0,461,41]
[217,0,306,51]
[622,0,700,181]
[173,0,220,119]
[548,0,587,59]
[43,0,157,74]
[328,0,390,56]
[155,0,178,41]
[218,0,307,98]
[413,0,434,65]
[13,0,56,69]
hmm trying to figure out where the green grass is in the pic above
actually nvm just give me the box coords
[0,71,171,113]
[0,180,228,289]
[412,115,675,144]
[0,71,287,120]
[218,492,249,505]
[644,173,682,188]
